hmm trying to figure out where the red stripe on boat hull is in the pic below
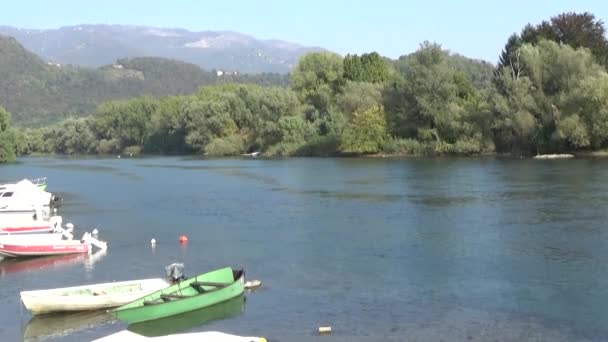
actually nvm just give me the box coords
[0,243,89,257]
[0,226,53,234]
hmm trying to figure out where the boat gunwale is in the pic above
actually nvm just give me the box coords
[20,278,169,297]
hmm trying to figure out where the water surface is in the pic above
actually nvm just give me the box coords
[1,156,607,341]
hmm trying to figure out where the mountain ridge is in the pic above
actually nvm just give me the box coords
[0,24,326,73]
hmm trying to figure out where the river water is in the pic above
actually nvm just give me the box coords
[1,156,608,341]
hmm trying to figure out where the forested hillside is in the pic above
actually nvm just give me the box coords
[0,35,288,126]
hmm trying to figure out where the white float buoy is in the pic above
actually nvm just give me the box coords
[245,279,262,289]
[319,326,332,334]
[150,238,157,246]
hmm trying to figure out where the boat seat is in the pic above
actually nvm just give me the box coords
[143,300,160,305]
[190,281,230,288]
[160,294,188,301]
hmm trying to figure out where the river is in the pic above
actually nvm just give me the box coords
[1,156,607,341]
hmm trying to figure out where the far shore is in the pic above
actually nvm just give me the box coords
[12,150,608,161]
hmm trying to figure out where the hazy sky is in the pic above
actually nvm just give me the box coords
[4,0,608,62]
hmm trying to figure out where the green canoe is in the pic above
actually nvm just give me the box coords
[127,293,245,337]
[112,267,245,324]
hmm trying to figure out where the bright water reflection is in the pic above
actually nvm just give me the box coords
[0,250,106,278]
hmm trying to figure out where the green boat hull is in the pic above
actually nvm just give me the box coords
[127,293,245,337]
[113,267,244,324]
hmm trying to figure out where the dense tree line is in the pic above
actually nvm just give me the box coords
[3,11,608,159]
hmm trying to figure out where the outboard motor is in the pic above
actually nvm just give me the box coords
[51,195,62,208]
[165,263,185,284]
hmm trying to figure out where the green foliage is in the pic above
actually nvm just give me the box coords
[446,54,495,90]
[205,135,246,156]
[184,84,303,154]
[492,39,608,153]
[0,105,10,131]
[292,52,344,115]
[340,105,388,154]
[96,139,120,154]
[560,72,608,148]
[496,12,608,91]
[123,145,143,155]
[51,118,97,154]
[0,129,16,162]
[343,52,390,83]
[381,137,427,155]
[19,83,307,157]
[0,105,16,162]
[336,81,383,119]
[385,42,492,154]
[265,115,316,156]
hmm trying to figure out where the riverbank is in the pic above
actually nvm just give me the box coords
[9,148,608,161]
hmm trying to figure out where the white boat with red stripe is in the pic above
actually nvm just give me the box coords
[0,225,107,258]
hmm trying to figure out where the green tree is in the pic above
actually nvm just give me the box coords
[183,84,303,154]
[266,115,317,156]
[385,42,491,153]
[340,105,388,154]
[492,39,608,153]
[94,97,159,152]
[52,118,97,154]
[496,12,608,86]
[292,52,344,115]
[343,52,390,83]
[146,96,190,153]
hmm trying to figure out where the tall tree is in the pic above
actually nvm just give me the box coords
[385,42,490,153]
[343,52,390,83]
[291,52,344,115]
[492,39,608,153]
[496,12,608,85]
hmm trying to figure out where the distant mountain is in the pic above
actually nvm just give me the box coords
[0,25,325,74]
[0,35,289,127]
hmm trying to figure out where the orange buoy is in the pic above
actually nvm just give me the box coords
[179,235,189,243]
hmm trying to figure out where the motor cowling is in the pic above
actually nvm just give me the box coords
[165,263,185,283]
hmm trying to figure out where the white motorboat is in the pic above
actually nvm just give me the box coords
[0,179,60,212]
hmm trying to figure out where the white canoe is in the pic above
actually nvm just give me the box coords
[93,331,267,342]
[21,278,170,315]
